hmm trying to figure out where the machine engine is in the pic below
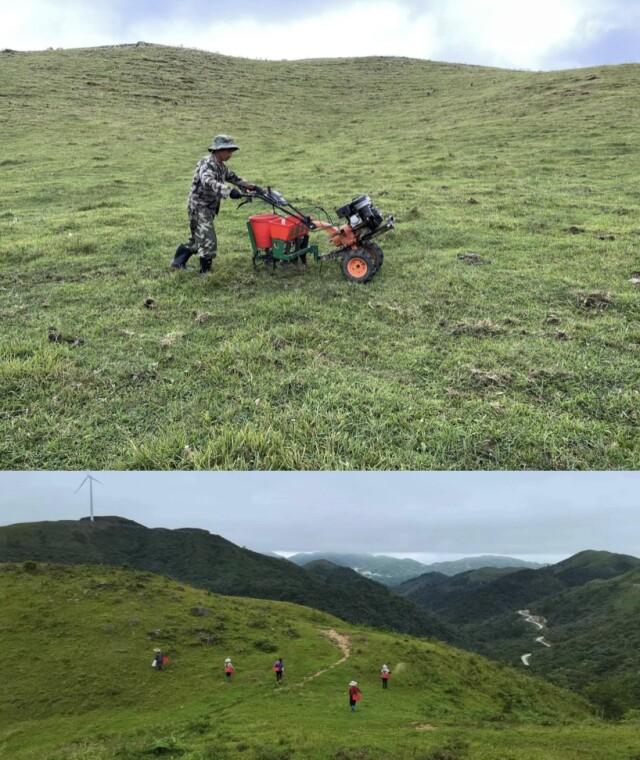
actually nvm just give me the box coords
[336,195,384,234]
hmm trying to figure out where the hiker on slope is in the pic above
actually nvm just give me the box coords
[348,680,362,712]
[171,134,259,274]
[273,657,284,683]
[152,648,165,670]
[224,657,234,681]
[380,664,391,689]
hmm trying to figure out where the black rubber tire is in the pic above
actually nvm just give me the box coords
[341,248,376,283]
[364,242,384,273]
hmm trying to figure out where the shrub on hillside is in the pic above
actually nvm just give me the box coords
[144,735,185,755]
[253,639,278,653]
[418,739,470,760]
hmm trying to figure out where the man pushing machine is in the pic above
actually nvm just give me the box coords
[171,134,258,274]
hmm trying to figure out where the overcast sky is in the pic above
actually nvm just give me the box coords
[1,471,638,564]
[0,0,638,69]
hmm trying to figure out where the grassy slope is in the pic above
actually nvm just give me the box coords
[1,45,639,469]
[2,563,639,760]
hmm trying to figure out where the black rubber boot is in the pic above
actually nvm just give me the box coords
[171,243,194,269]
[199,256,213,275]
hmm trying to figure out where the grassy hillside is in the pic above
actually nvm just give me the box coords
[0,517,452,641]
[1,45,639,469]
[3,562,638,760]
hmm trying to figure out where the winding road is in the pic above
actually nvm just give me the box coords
[517,609,551,666]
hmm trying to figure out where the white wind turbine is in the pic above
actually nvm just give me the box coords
[75,474,102,522]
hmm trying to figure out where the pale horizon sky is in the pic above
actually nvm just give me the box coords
[1,471,638,565]
[0,0,638,70]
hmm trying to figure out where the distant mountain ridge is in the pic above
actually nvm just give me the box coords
[427,555,545,575]
[0,518,452,642]
[288,551,543,585]
[394,550,640,624]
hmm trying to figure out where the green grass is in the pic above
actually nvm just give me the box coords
[1,45,639,468]
[3,562,640,760]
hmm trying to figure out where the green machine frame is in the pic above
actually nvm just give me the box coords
[246,221,320,268]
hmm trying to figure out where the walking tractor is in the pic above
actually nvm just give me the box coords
[238,187,394,283]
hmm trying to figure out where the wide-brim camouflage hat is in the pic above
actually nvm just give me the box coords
[209,134,239,151]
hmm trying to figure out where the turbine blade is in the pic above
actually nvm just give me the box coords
[74,475,89,493]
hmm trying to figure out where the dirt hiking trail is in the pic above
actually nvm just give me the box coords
[293,629,351,688]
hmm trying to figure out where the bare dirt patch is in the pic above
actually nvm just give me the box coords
[457,252,490,265]
[578,291,612,310]
[469,368,511,388]
[47,327,84,347]
[160,332,185,348]
[322,628,351,660]
[451,319,504,336]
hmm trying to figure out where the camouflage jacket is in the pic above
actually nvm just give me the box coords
[187,154,245,213]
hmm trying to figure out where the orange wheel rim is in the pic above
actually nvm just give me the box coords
[346,257,367,278]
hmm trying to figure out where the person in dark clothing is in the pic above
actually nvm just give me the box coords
[171,134,257,274]
[153,648,164,671]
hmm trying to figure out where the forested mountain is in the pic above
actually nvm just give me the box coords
[395,550,640,717]
[395,550,640,623]
[0,517,452,641]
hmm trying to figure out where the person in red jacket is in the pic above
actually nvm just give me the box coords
[273,658,284,683]
[348,680,362,712]
[380,664,391,689]
[224,657,234,681]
